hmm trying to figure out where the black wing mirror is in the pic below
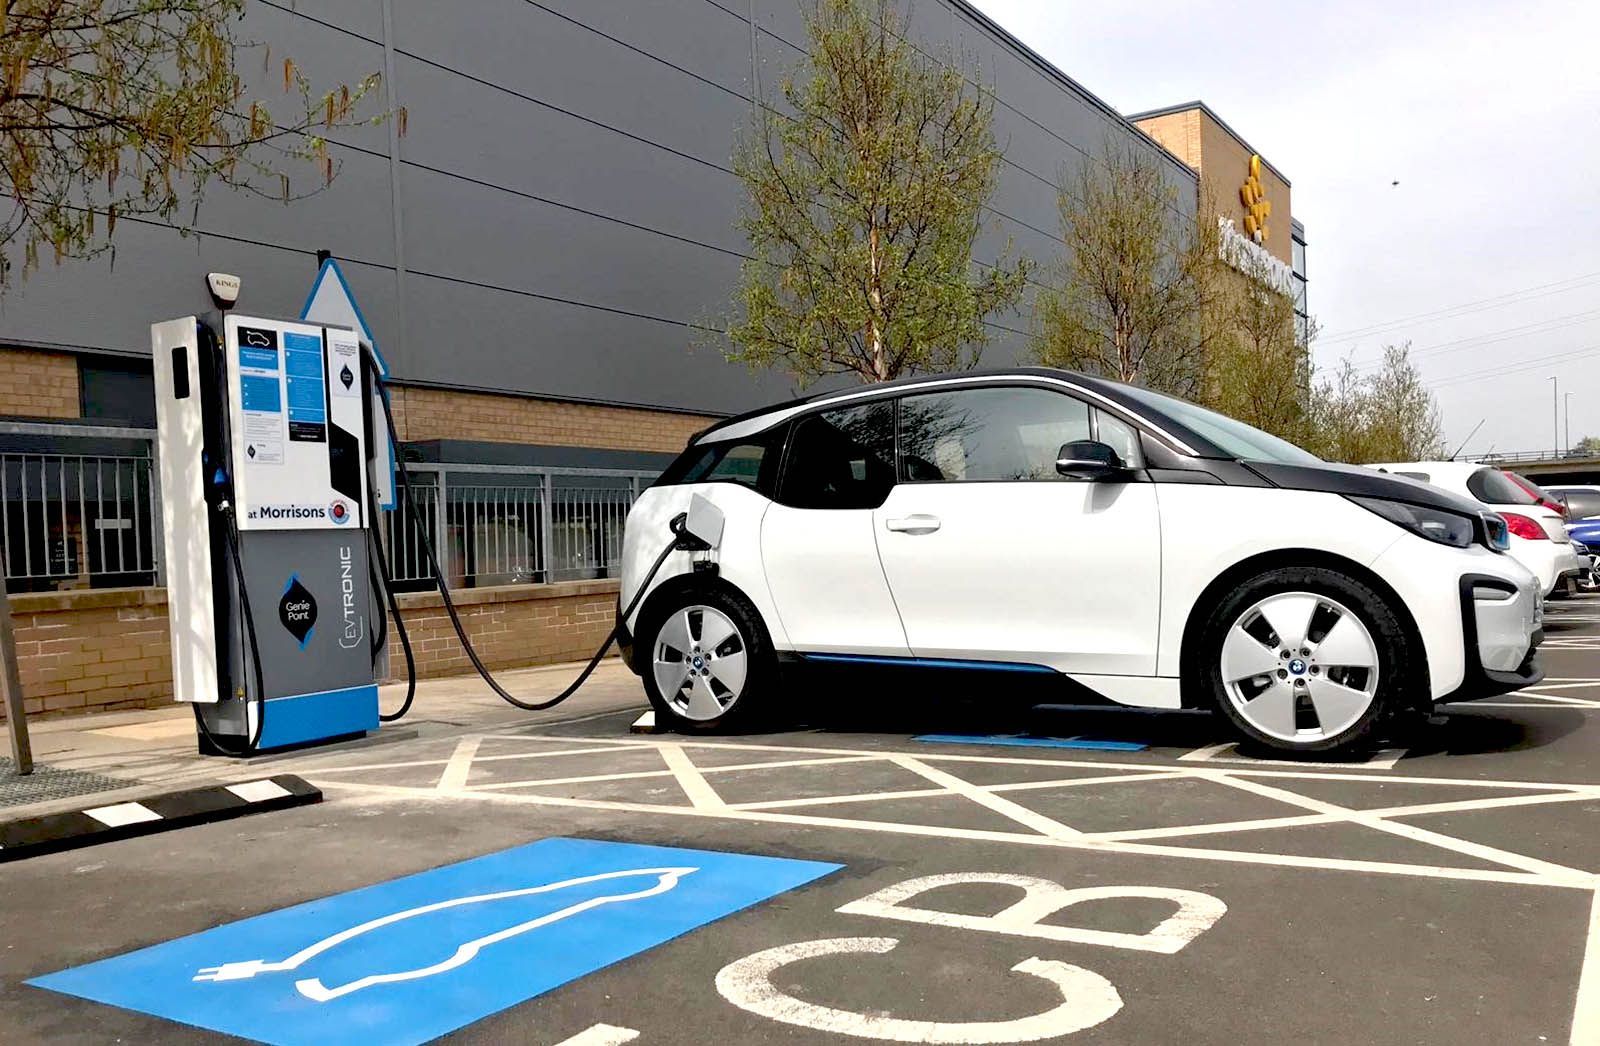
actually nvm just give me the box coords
[1056,440,1126,480]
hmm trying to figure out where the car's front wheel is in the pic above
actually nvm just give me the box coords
[1200,567,1420,753]
[641,587,775,731]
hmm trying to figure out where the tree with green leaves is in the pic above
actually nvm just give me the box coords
[0,0,393,286]
[1304,344,1445,463]
[726,0,1030,384]
[1204,245,1315,443]
[1034,138,1225,399]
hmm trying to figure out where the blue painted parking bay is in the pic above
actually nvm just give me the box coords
[30,837,840,1045]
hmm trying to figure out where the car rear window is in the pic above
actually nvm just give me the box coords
[1466,467,1538,506]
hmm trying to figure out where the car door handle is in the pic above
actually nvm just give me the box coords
[884,514,941,535]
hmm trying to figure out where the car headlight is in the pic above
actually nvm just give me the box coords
[1349,496,1477,548]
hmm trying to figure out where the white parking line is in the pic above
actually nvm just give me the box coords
[1572,891,1600,1046]
[659,743,724,809]
[888,754,1082,839]
[553,1024,640,1046]
[1178,742,1407,769]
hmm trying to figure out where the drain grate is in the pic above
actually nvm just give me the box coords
[0,760,131,809]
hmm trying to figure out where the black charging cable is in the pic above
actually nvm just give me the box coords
[363,348,683,714]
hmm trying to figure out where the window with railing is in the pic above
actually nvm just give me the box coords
[1,450,158,592]
[0,426,658,594]
[383,464,655,591]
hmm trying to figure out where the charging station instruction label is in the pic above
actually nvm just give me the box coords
[283,331,327,443]
[236,326,284,466]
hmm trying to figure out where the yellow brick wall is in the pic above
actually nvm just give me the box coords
[389,386,713,454]
[1135,109,1202,172]
[0,347,78,419]
[0,582,626,721]
[1134,107,1293,266]
[2,588,171,720]
[388,580,620,680]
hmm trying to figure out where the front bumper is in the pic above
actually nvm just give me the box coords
[1442,573,1544,702]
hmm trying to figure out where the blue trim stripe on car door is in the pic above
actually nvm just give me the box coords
[800,653,1056,674]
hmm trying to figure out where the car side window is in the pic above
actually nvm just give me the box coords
[777,400,896,509]
[1093,409,1144,468]
[898,386,1092,482]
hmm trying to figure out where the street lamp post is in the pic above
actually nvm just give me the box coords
[1551,376,1559,457]
[1564,391,1573,458]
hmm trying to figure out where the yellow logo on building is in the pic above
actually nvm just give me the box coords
[1239,154,1271,244]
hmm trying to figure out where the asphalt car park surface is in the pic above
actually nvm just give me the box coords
[6,596,1600,1044]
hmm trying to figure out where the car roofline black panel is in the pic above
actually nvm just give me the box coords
[693,368,1232,458]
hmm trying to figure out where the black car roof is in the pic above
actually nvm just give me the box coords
[693,367,1233,458]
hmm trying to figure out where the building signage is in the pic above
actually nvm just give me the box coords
[1218,216,1294,294]
[1238,153,1271,243]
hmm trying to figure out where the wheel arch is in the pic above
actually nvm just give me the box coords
[1177,548,1429,709]
[634,569,773,650]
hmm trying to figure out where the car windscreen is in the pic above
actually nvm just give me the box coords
[1466,467,1538,506]
[1114,385,1322,464]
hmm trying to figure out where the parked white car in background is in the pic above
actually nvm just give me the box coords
[618,370,1544,755]
[1368,461,1579,597]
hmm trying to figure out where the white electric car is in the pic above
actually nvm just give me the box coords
[1367,461,1579,597]
[619,370,1543,754]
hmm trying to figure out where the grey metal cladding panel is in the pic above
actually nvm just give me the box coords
[389,0,749,170]
[531,0,759,98]
[749,0,809,49]
[178,144,398,267]
[0,221,395,355]
[391,56,748,256]
[254,0,386,40]
[398,275,794,414]
[398,164,742,325]
[236,1,392,157]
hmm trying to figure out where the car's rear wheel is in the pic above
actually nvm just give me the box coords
[1201,567,1419,753]
[641,587,775,731]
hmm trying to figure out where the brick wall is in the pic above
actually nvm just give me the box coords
[389,386,712,454]
[1,587,171,720]
[388,579,620,680]
[0,580,623,721]
[0,347,79,418]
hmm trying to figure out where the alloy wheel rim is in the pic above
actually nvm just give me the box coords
[653,605,748,721]
[1219,591,1381,743]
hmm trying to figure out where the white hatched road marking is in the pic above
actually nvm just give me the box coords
[553,1024,639,1046]
[659,743,724,809]
[310,731,1600,1044]
[436,738,482,794]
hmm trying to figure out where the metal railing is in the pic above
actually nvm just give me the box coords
[384,463,656,589]
[1,450,160,591]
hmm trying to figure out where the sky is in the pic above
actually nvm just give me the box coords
[968,0,1600,457]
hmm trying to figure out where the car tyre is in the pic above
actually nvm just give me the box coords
[1198,566,1421,754]
[640,586,776,732]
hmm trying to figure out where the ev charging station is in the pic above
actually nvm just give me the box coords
[152,300,382,754]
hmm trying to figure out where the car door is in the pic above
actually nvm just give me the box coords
[759,398,913,657]
[873,384,1161,675]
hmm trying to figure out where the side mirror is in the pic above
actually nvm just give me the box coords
[1056,440,1126,480]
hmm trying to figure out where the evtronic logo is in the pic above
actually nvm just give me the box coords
[338,545,364,650]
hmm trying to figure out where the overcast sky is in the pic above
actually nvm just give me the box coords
[969,0,1600,457]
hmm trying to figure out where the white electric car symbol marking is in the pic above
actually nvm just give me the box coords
[243,330,272,347]
[192,866,696,1002]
